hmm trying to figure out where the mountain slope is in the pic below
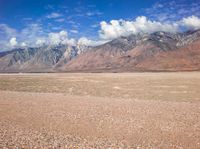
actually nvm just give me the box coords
[0,47,38,72]
[60,30,200,72]
[0,45,79,72]
[135,39,200,71]
[0,30,200,72]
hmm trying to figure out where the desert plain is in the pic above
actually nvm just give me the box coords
[0,72,200,148]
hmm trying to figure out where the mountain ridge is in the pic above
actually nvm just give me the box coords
[0,30,200,72]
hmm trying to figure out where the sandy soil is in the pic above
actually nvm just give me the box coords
[0,72,200,148]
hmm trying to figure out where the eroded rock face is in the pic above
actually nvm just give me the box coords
[0,29,200,72]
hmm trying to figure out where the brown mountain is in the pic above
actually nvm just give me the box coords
[135,39,200,71]
[0,30,200,72]
[59,30,200,72]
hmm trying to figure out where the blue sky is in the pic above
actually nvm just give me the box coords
[0,0,200,50]
[0,0,157,37]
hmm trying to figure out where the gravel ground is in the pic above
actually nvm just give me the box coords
[0,72,200,148]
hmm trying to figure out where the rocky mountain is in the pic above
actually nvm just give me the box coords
[0,44,81,72]
[60,30,200,72]
[0,30,200,72]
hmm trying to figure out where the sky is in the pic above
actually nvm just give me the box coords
[0,0,200,51]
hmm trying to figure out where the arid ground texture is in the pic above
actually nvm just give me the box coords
[0,72,200,148]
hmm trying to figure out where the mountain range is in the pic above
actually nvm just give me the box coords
[0,30,200,72]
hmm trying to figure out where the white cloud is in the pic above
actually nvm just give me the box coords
[1,15,200,51]
[0,24,17,40]
[64,38,77,46]
[48,30,68,45]
[181,15,200,30]
[0,24,17,50]
[91,24,99,28]
[46,30,76,46]
[86,12,95,16]
[21,42,27,47]
[145,1,200,22]
[70,29,78,33]
[36,38,46,46]
[46,12,63,19]
[78,37,91,46]
[9,37,18,47]
[20,23,45,46]
[78,37,107,46]
[99,16,179,40]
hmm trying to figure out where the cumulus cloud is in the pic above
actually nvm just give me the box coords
[21,42,27,47]
[48,30,68,45]
[78,37,107,46]
[34,31,76,46]
[64,38,77,46]
[99,16,179,40]
[181,15,200,30]
[99,15,200,40]
[44,30,76,46]
[78,37,92,46]
[9,37,18,47]
[36,38,46,46]
[1,15,200,51]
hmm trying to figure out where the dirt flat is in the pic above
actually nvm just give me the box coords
[0,72,200,148]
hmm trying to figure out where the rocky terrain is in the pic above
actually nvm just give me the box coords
[0,30,200,72]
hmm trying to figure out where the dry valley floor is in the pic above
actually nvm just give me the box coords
[0,72,200,148]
